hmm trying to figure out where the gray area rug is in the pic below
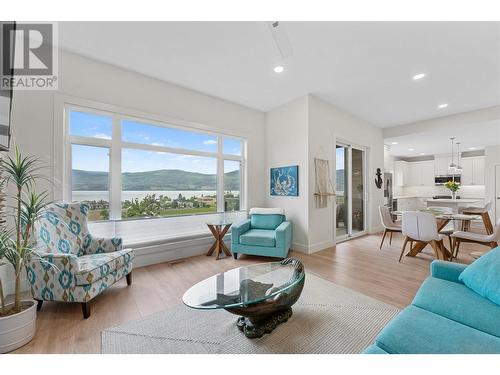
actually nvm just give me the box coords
[101,274,400,354]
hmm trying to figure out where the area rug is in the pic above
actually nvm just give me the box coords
[101,273,400,354]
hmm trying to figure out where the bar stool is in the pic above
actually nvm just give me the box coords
[461,202,493,234]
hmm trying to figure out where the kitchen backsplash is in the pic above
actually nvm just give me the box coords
[400,185,485,198]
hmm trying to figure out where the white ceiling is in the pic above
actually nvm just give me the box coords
[58,22,500,127]
[385,118,500,157]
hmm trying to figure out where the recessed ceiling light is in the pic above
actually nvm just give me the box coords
[419,153,425,156]
[273,65,284,73]
[468,147,476,150]
[391,142,399,145]
[409,148,415,151]
[437,103,448,109]
[412,73,426,80]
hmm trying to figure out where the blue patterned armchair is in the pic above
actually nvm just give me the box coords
[27,202,135,318]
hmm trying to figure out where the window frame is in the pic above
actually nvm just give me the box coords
[64,103,247,221]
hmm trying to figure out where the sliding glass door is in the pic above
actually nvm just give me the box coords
[335,142,366,242]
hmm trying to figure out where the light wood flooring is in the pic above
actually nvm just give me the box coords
[13,230,487,353]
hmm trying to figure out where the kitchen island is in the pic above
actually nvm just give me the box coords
[426,198,480,214]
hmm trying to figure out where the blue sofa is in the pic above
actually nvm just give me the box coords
[231,208,292,259]
[363,258,500,354]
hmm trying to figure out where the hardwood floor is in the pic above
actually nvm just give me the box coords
[13,231,486,354]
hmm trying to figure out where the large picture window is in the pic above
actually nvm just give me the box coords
[67,106,245,221]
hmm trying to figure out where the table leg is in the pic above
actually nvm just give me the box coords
[207,224,233,259]
[406,241,427,257]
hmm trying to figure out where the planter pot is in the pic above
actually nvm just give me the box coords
[0,300,37,353]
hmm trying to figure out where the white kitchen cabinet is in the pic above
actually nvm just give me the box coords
[460,157,485,186]
[394,161,409,187]
[407,161,434,186]
[473,157,485,185]
[421,161,435,186]
[408,163,419,186]
[461,158,474,185]
[434,155,451,176]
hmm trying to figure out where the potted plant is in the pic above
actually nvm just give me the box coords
[444,180,460,200]
[0,147,48,353]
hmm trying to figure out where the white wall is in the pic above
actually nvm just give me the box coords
[485,145,500,220]
[1,50,267,295]
[308,95,385,250]
[264,96,309,252]
[264,95,384,254]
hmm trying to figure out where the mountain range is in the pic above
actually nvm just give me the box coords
[72,169,240,191]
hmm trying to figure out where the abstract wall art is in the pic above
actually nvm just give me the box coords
[270,165,299,196]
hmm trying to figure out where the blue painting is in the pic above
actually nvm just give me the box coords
[270,165,299,196]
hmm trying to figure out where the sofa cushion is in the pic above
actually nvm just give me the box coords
[362,344,389,354]
[374,305,500,354]
[250,214,284,230]
[459,246,500,306]
[75,248,134,285]
[412,277,500,338]
[240,229,276,247]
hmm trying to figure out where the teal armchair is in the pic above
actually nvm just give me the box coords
[231,208,292,259]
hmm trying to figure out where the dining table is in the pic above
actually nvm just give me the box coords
[393,210,481,261]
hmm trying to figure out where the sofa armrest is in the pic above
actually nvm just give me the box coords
[275,221,292,250]
[231,219,251,244]
[84,234,123,254]
[430,260,467,284]
[28,252,80,274]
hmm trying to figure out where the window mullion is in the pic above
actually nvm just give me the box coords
[217,137,224,213]
[109,115,122,220]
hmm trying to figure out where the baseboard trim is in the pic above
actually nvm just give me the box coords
[291,242,309,254]
[308,240,335,254]
[369,225,384,234]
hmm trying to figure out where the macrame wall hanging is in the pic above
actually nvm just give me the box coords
[314,157,335,208]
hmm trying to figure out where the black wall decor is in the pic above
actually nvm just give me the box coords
[375,168,383,189]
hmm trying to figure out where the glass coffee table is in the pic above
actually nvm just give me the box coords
[183,258,305,338]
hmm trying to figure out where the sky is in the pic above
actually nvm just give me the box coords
[70,110,242,174]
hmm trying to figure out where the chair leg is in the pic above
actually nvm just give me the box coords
[430,240,443,260]
[380,229,387,250]
[399,236,409,262]
[81,302,91,319]
[36,299,43,311]
[389,231,393,245]
[448,236,453,255]
[454,240,461,259]
[482,213,494,235]
[126,272,132,286]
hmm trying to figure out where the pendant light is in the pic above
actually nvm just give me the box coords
[456,142,462,172]
[448,137,456,172]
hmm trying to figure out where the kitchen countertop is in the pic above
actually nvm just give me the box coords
[425,198,480,203]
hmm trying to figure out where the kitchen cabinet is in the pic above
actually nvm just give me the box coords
[408,161,434,186]
[434,155,451,176]
[394,161,409,187]
[473,158,485,185]
[460,157,485,185]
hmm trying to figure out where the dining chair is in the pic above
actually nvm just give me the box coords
[451,218,500,259]
[460,202,494,234]
[399,211,447,262]
[379,206,402,249]
[427,206,454,250]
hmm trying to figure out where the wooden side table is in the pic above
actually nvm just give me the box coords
[206,222,232,260]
